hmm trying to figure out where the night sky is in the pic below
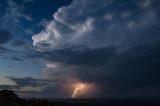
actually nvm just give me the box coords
[0,0,160,99]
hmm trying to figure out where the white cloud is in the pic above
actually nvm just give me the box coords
[33,0,159,51]
[46,63,59,69]
[38,19,51,27]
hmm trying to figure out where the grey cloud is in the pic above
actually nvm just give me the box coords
[11,40,25,47]
[12,57,23,61]
[0,0,34,46]
[41,40,160,98]
[0,77,56,98]
[0,0,35,59]
[0,46,14,54]
[40,46,115,66]
[8,77,50,87]
[65,40,160,98]
[1,0,33,29]
[0,30,12,44]
[31,0,160,98]
[23,0,34,4]
[0,85,16,90]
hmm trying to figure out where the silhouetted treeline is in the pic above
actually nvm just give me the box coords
[0,90,160,106]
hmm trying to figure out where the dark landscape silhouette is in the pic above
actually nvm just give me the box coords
[0,90,160,106]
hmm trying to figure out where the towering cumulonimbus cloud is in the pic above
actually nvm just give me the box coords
[32,0,160,98]
[32,0,159,50]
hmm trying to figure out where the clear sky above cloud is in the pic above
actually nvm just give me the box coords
[0,0,160,99]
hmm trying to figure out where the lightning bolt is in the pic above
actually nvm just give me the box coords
[72,84,84,99]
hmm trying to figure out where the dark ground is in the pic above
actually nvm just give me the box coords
[0,90,160,106]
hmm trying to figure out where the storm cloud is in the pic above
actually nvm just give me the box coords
[31,0,160,98]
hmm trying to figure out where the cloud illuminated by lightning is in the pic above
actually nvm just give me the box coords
[72,83,85,99]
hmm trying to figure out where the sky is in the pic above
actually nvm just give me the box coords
[0,0,160,99]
